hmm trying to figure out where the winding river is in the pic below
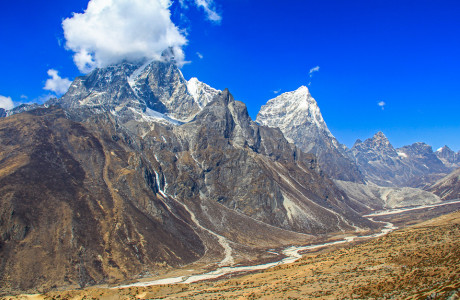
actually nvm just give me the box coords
[117,199,460,288]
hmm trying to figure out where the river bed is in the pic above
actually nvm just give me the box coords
[117,199,460,288]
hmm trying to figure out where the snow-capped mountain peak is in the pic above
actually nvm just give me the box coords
[257,86,364,182]
[435,145,459,169]
[57,60,221,123]
[257,85,329,136]
[186,77,220,109]
[436,145,452,154]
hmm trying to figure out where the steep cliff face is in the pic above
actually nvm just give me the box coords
[173,90,371,233]
[256,86,363,183]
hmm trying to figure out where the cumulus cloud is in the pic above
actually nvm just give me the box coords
[62,0,188,73]
[378,101,386,110]
[44,69,72,95]
[0,95,14,110]
[194,0,221,23]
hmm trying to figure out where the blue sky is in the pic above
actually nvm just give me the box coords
[1,0,459,151]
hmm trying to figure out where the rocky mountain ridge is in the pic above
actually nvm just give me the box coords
[255,87,457,189]
[0,61,378,294]
[349,132,451,187]
[435,145,460,169]
[52,55,218,124]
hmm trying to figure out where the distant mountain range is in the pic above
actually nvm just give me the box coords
[256,87,458,189]
[0,54,458,294]
[350,132,452,188]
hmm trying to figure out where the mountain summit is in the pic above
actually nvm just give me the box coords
[256,86,363,182]
[350,133,450,187]
[435,145,460,169]
[55,59,219,123]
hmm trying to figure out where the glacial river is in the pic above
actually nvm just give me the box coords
[117,199,460,288]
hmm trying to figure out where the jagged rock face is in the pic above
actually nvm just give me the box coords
[138,89,374,234]
[0,108,5,118]
[131,62,198,121]
[350,132,449,187]
[436,146,460,169]
[58,63,142,110]
[256,86,363,183]
[350,132,405,187]
[428,167,460,200]
[56,60,218,123]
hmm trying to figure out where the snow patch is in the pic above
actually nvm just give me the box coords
[397,152,408,158]
[144,108,182,125]
[186,77,220,109]
[127,61,151,93]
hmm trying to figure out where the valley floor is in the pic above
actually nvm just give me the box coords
[4,203,460,300]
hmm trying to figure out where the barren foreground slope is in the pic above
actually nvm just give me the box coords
[6,210,460,300]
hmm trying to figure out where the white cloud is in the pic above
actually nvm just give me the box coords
[20,95,28,100]
[273,89,281,94]
[196,52,204,59]
[378,101,386,110]
[309,66,320,77]
[194,0,221,23]
[308,66,320,85]
[62,0,188,73]
[0,95,14,110]
[44,69,72,95]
